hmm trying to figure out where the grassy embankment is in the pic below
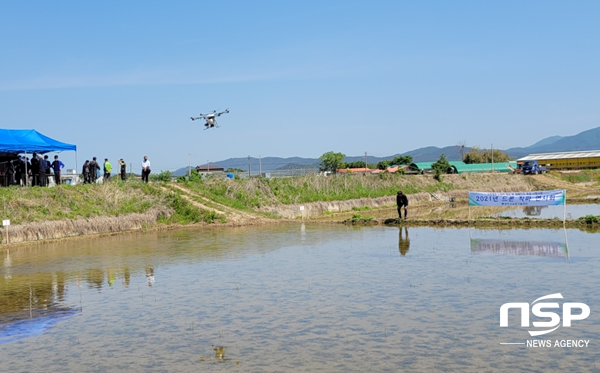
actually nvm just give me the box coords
[551,169,600,184]
[0,181,225,243]
[177,173,455,208]
[2,170,599,243]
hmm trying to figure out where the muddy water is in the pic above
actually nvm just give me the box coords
[1,225,599,372]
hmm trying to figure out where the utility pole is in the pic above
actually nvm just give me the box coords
[365,151,368,174]
[259,155,262,176]
[248,156,251,178]
[491,143,494,172]
[188,154,191,178]
[207,160,210,174]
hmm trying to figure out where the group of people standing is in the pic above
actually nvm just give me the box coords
[7,153,64,187]
[81,156,151,184]
[81,157,127,184]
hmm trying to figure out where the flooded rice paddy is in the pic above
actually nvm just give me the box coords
[494,203,600,219]
[336,203,599,222]
[1,224,599,372]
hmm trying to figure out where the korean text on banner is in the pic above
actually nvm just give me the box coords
[468,190,565,207]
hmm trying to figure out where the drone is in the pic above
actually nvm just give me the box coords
[190,109,230,129]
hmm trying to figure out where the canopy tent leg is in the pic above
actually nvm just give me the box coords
[24,151,27,187]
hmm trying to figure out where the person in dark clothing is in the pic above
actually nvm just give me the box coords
[38,154,47,187]
[6,159,15,186]
[14,156,22,186]
[44,155,52,186]
[51,155,65,186]
[118,159,126,181]
[31,152,40,186]
[23,157,31,186]
[89,157,100,184]
[396,190,408,219]
[82,160,91,184]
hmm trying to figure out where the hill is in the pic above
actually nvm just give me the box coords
[505,126,600,159]
[173,156,319,175]
[172,126,600,173]
[528,135,563,148]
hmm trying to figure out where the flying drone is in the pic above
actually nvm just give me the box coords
[190,109,230,130]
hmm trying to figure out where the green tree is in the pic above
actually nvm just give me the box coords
[391,155,413,166]
[431,153,452,181]
[346,160,366,168]
[463,146,512,164]
[377,159,391,170]
[319,151,346,173]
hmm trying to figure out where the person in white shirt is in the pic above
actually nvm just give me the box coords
[141,156,151,183]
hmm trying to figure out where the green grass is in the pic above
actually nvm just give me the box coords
[158,192,224,225]
[0,181,222,225]
[555,170,600,183]
[344,213,374,223]
[578,215,599,224]
[176,173,458,210]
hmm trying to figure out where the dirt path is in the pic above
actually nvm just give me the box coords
[165,184,274,225]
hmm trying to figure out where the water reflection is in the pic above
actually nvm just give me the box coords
[398,227,410,256]
[522,205,547,216]
[0,265,81,345]
[470,238,568,257]
[0,225,598,372]
[146,267,155,287]
[495,203,599,219]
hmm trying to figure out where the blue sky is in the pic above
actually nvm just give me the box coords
[1,1,599,172]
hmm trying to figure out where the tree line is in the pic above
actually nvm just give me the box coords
[319,152,414,173]
[319,146,512,174]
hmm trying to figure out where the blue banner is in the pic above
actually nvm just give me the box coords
[468,190,565,207]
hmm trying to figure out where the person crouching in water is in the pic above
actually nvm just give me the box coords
[396,190,408,220]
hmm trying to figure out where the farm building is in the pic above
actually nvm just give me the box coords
[409,161,517,174]
[337,167,372,173]
[517,150,600,170]
[195,164,225,176]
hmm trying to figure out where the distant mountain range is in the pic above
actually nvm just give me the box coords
[173,126,600,175]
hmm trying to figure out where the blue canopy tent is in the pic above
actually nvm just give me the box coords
[0,129,77,186]
[0,129,76,154]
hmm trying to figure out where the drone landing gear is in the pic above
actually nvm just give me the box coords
[204,123,220,130]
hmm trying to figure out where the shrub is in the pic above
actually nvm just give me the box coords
[150,170,173,182]
[579,215,599,224]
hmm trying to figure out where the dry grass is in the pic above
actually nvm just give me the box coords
[1,207,171,244]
